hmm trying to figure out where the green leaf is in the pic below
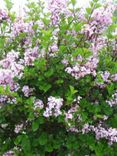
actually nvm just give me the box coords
[35,58,46,71]
[71,0,76,5]
[0,38,5,49]
[107,83,115,95]
[73,48,92,58]
[39,82,52,93]
[44,68,54,77]
[45,144,53,152]
[14,135,22,145]
[4,0,13,10]
[86,7,92,14]
[0,86,4,94]
[32,120,39,132]
[69,85,78,94]
[39,132,48,145]
[22,135,31,152]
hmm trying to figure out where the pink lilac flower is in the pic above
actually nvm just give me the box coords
[14,123,23,133]
[3,150,14,156]
[61,58,69,66]
[0,95,8,104]
[0,51,19,68]
[65,105,80,121]
[0,50,24,95]
[0,50,24,77]
[65,56,98,79]
[65,97,82,126]
[24,47,39,66]
[48,0,68,25]
[101,71,110,82]
[92,125,117,144]
[111,74,117,82]
[0,9,9,22]
[0,69,14,87]
[106,90,117,107]
[82,123,90,134]
[50,43,58,52]
[95,71,112,88]
[13,17,34,36]
[43,96,63,117]
[83,3,115,50]
[90,37,106,55]
[22,85,34,97]
[91,3,115,27]
[34,99,44,110]
[82,123,117,144]
[68,127,79,133]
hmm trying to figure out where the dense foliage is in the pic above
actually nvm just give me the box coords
[0,0,117,155]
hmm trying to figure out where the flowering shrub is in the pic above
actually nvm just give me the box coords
[0,0,117,155]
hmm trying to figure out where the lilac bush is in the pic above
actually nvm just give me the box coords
[0,0,117,155]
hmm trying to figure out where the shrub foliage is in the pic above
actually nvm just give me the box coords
[0,0,117,155]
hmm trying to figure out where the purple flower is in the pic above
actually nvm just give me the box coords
[22,85,34,97]
[43,96,63,117]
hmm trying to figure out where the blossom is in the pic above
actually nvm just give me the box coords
[101,71,110,82]
[43,96,63,117]
[65,105,80,121]
[0,51,19,68]
[48,0,68,25]
[83,3,115,51]
[0,50,24,96]
[111,74,117,82]
[0,95,8,104]
[22,85,34,97]
[106,90,117,107]
[24,47,39,66]
[0,50,24,77]
[50,43,58,52]
[65,56,98,79]
[61,58,69,66]
[3,150,14,156]
[91,7,113,26]
[82,123,117,144]
[82,123,90,134]
[0,69,14,88]
[0,9,9,22]
[34,99,44,110]
[13,17,34,36]
[14,123,23,133]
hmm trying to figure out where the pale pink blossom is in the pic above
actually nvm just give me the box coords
[43,96,63,117]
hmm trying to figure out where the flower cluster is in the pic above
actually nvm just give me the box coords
[96,71,117,88]
[3,150,14,156]
[111,73,117,82]
[101,71,110,82]
[0,9,9,22]
[22,85,34,97]
[84,4,115,40]
[82,123,117,144]
[24,47,39,66]
[14,123,24,133]
[0,51,24,76]
[13,17,34,36]
[106,90,117,107]
[65,56,98,79]
[0,69,14,88]
[0,0,117,155]
[34,99,44,110]
[92,8,113,27]
[48,0,67,25]
[0,51,24,91]
[83,3,115,57]
[43,96,63,117]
